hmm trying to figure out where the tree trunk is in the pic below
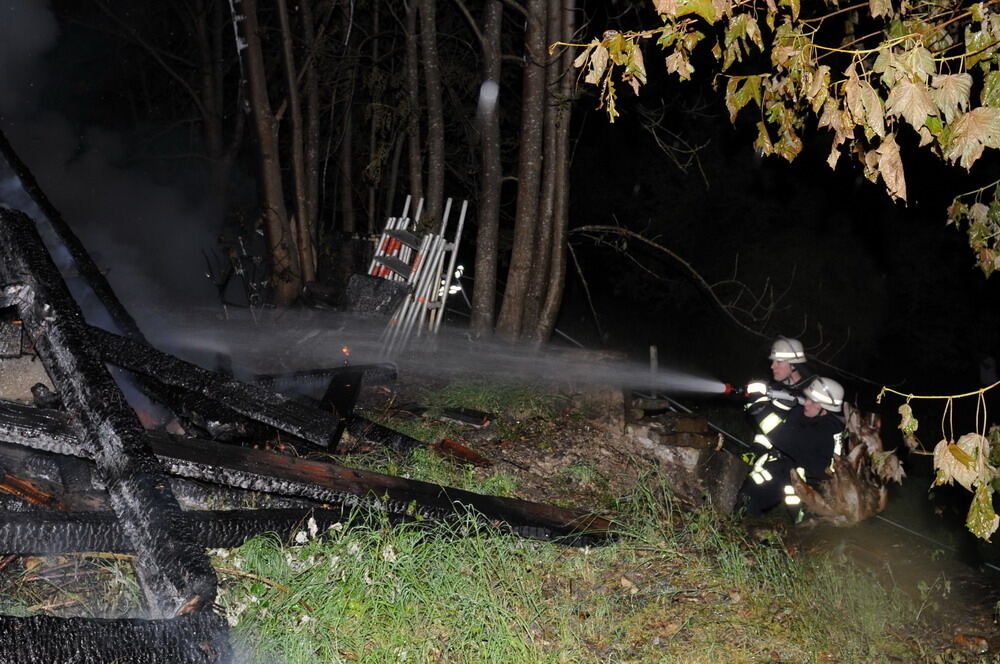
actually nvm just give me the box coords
[339,107,357,234]
[405,0,424,208]
[470,1,503,339]
[419,0,445,228]
[276,0,316,283]
[534,1,576,343]
[495,0,547,340]
[193,0,228,217]
[301,0,322,263]
[523,0,562,331]
[234,0,302,304]
[367,5,381,234]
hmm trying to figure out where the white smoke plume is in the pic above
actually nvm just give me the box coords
[0,1,221,323]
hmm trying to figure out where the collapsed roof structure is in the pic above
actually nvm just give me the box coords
[0,130,612,663]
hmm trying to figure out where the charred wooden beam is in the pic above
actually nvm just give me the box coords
[0,127,147,344]
[343,415,423,454]
[133,378,277,445]
[254,363,399,391]
[0,208,216,617]
[0,471,70,509]
[157,435,613,544]
[0,440,321,513]
[89,325,345,449]
[0,507,386,554]
[0,397,82,455]
[0,398,614,544]
[0,613,230,664]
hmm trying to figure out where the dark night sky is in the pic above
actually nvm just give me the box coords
[1,0,998,406]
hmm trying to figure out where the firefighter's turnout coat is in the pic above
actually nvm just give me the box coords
[742,380,843,515]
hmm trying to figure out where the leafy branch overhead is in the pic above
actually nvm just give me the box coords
[880,386,1000,541]
[572,0,1000,274]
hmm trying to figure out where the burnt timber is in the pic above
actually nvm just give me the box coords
[0,133,615,662]
[0,613,231,664]
[0,208,217,617]
[0,507,394,554]
[89,325,346,449]
[0,398,614,543]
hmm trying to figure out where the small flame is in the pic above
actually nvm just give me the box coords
[341,346,351,358]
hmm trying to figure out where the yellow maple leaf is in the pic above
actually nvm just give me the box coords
[876,133,906,201]
[886,80,936,131]
[944,106,1000,169]
[932,73,973,124]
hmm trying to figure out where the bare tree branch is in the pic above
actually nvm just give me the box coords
[571,224,770,338]
[90,0,208,120]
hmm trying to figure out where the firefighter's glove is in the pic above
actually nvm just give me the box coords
[745,381,767,396]
[752,453,773,473]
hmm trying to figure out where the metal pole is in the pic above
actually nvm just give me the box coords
[433,199,467,335]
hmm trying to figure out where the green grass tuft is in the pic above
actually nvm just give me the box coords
[215,476,916,664]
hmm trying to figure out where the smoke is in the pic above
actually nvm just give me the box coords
[0,0,58,114]
[2,117,221,312]
[0,1,221,324]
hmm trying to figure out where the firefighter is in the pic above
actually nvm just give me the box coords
[741,376,845,517]
[744,337,812,458]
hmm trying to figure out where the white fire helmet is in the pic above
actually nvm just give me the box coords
[803,377,844,413]
[769,337,806,364]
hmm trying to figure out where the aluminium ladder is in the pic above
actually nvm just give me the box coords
[374,197,467,357]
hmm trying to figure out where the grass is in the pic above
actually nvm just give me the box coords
[210,476,918,664]
[0,476,936,663]
[364,379,566,446]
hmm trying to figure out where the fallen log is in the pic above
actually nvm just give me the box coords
[0,398,614,545]
[0,613,230,664]
[0,208,216,617]
[89,325,346,449]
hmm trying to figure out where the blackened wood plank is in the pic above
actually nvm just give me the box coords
[156,435,613,543]
[89,326,344,448]
[0,208,216,617]
[0,398,614,544]
[0,613,230,664]
[342,415,423,454]
[0,507,383,554]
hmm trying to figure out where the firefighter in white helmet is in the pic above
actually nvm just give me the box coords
[744,337,813,459]
[741,375,845,517]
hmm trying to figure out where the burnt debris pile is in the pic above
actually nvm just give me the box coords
[0,135,613,663]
